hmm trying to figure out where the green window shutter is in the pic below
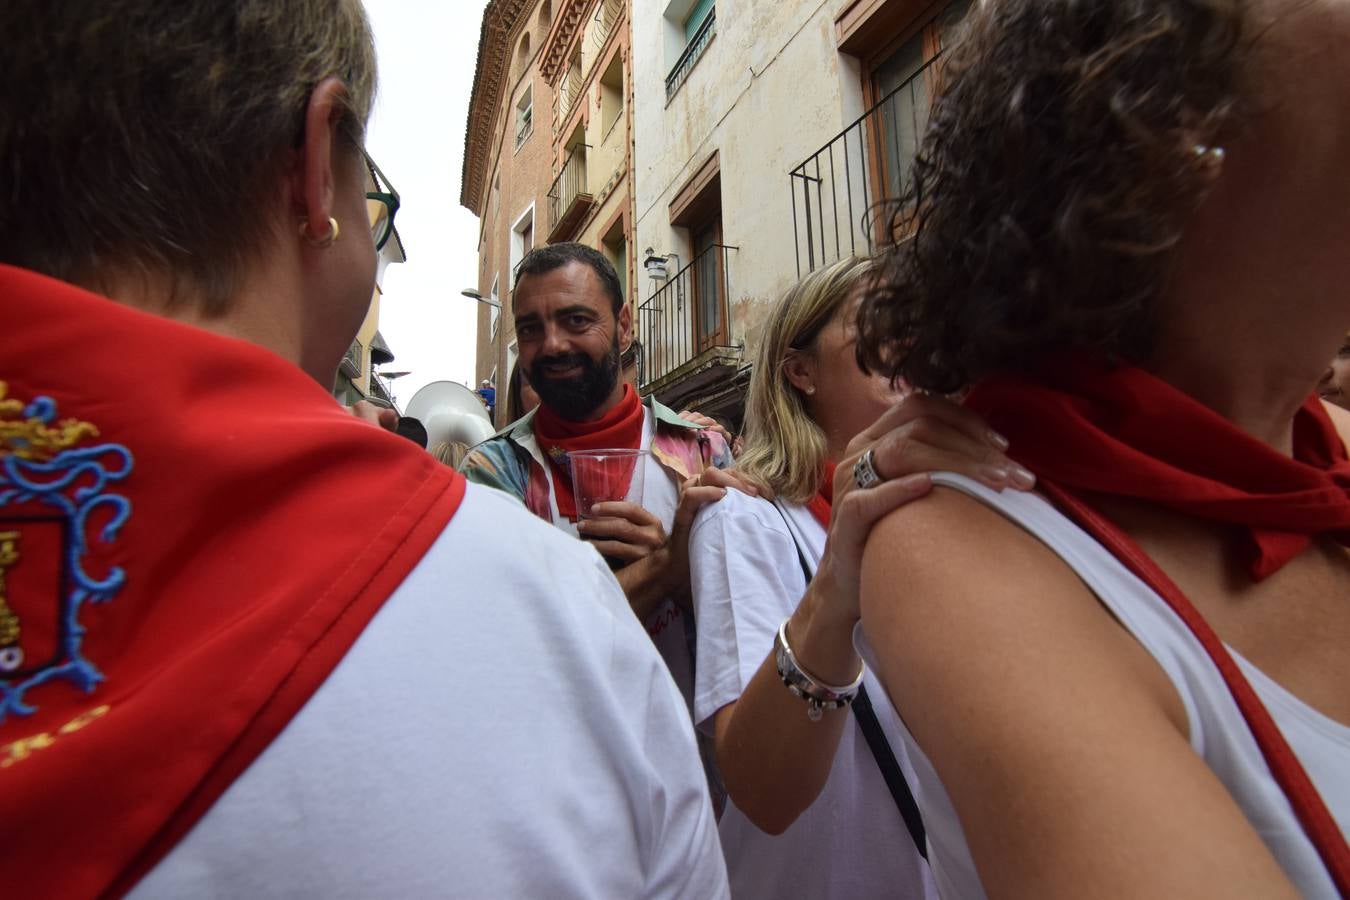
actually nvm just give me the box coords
[684,0,714,42]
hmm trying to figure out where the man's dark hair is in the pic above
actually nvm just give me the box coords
[514,242,624,315]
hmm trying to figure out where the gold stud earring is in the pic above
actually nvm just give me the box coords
[299,216,340,248]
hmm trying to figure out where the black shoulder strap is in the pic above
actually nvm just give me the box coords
[772,500,928,860]
[852,685,928,858]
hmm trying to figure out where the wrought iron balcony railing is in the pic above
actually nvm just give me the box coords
[547,146,593,242]
[665,8,715,102]
[592,0,623,51]
[638,243,737,390]
[560,56,584,122]
[339,339,362,379]
[789,51,941,276]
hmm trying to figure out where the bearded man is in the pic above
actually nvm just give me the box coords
[460,243,734,709]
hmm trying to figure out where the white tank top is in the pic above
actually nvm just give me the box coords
[855,473,1350,899]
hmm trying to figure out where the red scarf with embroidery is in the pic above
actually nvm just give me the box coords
[806,460,837,529]
[965,354,1350,893]
[0,265,466,898]
[533,384,645,521]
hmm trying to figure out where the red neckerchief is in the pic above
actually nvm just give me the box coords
[966,355,1350,581]
[0,265,466,898]
[966,354,1350,894]
[806,460,837,530]
[533,383,644,521]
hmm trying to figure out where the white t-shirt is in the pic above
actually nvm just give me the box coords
[689,489,935,900]
[855,473,1350,900]
[536,409,693,709]
[131,483,729,899]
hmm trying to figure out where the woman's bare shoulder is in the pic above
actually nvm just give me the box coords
[859,482,1185,729]
[856,485,1297,900]
[860,483,1082,613]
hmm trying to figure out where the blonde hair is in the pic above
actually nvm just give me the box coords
[430,441,471,469]
[1,0,377,313]
[736,257,875,503]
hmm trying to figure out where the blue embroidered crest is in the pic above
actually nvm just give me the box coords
[0,383,132,723]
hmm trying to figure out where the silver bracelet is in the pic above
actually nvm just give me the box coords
[773,618,865,721]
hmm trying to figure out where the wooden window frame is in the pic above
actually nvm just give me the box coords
[597,204,632,306]
[837,0,965,246]
[669,151,728,352]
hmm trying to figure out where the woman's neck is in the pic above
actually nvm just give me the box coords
[1149,93,1350,456]
[91,266,314,381]
[1147,345,1324,457]
[1150,232,1341,456]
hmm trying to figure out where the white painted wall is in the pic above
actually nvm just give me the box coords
[632,0,869,357]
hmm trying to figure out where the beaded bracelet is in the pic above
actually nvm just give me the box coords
[773,618,865,721]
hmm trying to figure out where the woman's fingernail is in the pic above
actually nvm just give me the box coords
[987,429,1010,450]
[980,464,1010,483]
[1010,465,1037,489]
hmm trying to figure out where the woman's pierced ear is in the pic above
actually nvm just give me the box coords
[299,216,340,248]
[783,350,816,396]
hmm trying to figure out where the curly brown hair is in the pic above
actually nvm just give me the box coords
[857,0,1251,394]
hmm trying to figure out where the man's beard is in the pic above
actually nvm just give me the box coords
[528,339,621,421]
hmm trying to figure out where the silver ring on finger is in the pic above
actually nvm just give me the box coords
[853,447,884,490]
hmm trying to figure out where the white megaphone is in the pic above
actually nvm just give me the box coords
[405,381,496,460]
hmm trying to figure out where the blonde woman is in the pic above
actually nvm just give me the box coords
[688,257,1034,899]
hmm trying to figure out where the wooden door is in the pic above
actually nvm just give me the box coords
[692,218,725,352]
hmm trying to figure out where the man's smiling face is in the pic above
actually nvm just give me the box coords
[513,260,631,422]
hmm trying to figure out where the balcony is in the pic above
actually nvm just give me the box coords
[547,146,594,243]
[665,8,715,103]
[592,0,623,52]
[560,56,584,122]
[789,51,940,275]
[339,339,362,379]
[367,371,395,407]
[637,244,739,399]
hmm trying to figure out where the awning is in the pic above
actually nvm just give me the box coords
[370,330,395,366]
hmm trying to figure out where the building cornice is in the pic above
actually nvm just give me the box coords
[460,0,535,213]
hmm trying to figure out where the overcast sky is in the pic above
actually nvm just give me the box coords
[363,0,491,407]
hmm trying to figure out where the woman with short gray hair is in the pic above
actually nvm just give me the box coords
[1,3,729,897]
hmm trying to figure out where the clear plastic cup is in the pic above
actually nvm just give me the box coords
[568,449,649,520]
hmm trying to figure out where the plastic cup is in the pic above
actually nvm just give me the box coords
[569,449,649,520]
